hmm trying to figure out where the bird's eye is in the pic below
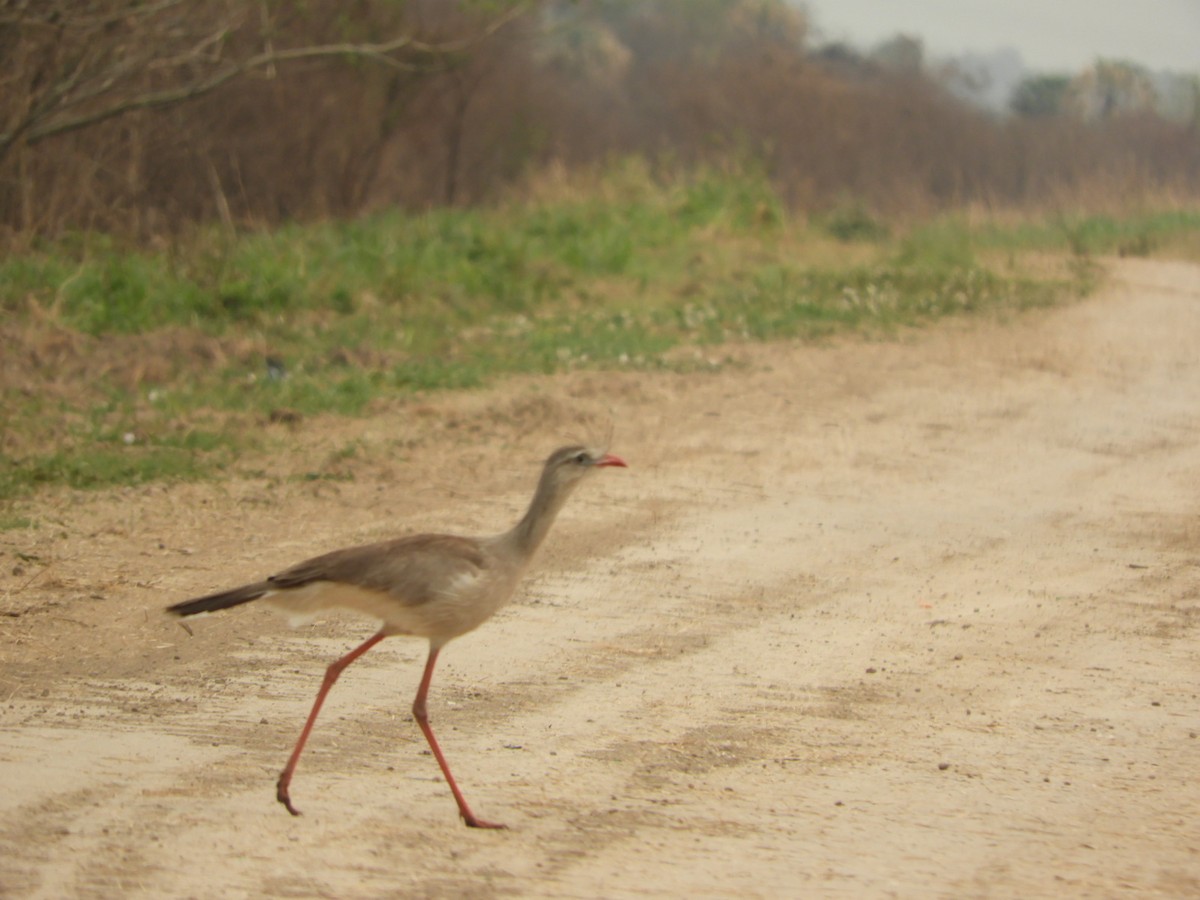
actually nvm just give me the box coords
[574,452,589,464]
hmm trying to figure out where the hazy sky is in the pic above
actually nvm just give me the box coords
[804,0,1200,73]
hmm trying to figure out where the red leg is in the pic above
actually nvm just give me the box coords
[413,645,506,829]
[276,632,386,816]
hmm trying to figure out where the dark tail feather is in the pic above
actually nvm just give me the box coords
[167,582,272,617]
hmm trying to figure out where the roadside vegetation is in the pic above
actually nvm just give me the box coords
[5,161,1200,511]
[3,2,1200,513]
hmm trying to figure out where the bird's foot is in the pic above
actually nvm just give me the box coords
[276,780,302,816]
[463,814,507,830]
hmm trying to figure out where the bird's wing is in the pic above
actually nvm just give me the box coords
[267,534,489,607]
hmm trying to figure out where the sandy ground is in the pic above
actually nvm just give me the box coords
[1,257,1198,899]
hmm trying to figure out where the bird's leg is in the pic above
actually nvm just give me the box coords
[276,632,386,816]
[413,645,506,829]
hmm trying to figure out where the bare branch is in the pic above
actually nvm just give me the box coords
[0,0,534,156]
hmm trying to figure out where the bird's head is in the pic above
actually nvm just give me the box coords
[543,444,628,490]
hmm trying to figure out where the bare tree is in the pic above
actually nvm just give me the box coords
[0,1,535,235]
[0,1,530,162]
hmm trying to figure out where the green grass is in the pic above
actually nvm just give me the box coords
[4,162,1195,503]
[0,392,242,501]
[2,444,221,494]
[962,208,1200,259]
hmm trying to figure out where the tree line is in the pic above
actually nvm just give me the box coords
[2,0,1197,243]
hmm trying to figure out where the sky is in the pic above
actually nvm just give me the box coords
[802,0,1200,73]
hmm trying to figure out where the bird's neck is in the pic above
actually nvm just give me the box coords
[505,471,575,560]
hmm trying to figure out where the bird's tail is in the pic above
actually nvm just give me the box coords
[167,582,271,617]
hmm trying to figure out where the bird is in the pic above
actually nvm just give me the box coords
[167,444,627,828]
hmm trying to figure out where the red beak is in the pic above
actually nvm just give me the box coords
[595,453,628,468]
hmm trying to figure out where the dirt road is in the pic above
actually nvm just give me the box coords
[2,258,1199,898]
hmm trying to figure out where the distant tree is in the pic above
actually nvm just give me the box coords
[871,34,923,74]
[811,41,865,69]
[533,6,632,85]
[1152,73,1200,125]
[1010,74,1071,117]
[571,0,807,63]
[1067,59,1158,119]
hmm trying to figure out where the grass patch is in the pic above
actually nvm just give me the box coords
[819,199,891,243]
[0,514,35,531]
[5,161,1184,502]
[0,382,247,501]
[966,209,1200,260]
[3,445,219,494]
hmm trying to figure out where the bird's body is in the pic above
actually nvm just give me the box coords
[182,532,524,642]
[167,445,626,827]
